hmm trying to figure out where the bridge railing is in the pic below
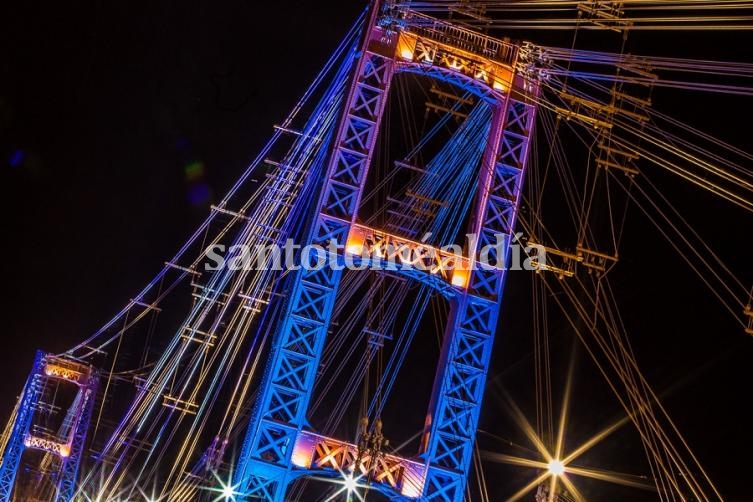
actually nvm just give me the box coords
[399,10,518,66]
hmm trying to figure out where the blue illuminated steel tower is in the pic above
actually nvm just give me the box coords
[233,4,539,500]
[0,351,98,501]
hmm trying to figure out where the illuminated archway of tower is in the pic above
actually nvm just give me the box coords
[231,5,539,501]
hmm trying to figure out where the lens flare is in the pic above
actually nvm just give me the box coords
[548,459,565,476]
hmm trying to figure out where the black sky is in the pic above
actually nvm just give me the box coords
[2,2,753,500]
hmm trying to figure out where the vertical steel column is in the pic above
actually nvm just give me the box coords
[0,351,45,501]
[55,372,98,502]
[420,96,536,501]
[233,24,397,501]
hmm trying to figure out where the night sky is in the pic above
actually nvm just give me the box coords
[2,2,753,500]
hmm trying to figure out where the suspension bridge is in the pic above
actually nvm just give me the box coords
[2,1,753,501]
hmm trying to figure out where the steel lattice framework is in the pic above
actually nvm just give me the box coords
[0,352,98,502]
[232,6,538,501]
[0,4,538,501]
[3,1,751,500]
[232,18,398,500]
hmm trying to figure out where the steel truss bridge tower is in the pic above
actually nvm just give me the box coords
[4,1,753,500]
[232,6,538,501]
[0,3,539,501]
[0,352,98,502]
